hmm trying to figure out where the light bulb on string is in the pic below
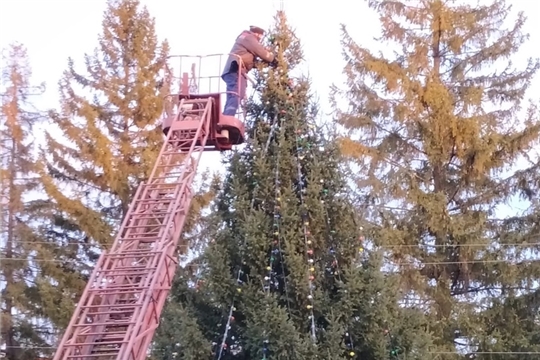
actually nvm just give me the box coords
[321,183,358,358]
[215,101,287,360]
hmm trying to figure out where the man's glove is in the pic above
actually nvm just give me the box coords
[269,58,279,68]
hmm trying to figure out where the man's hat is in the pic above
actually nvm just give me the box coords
[249,25,265,35]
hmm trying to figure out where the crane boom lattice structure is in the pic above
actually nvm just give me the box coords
[52,54,245,360]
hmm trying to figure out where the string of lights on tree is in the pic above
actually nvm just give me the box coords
[291,108,318,341]
[314,144,402,358]
[266,57,319,344]
[260,120,288,359]
[213,24,405,358]
[262,55,345,350]
[214,54,317,357]
[316,159,403,358]
[213,116,281,360]
[267,29,321,344]
[293,90,399,357]
[212,30,292,359]
[321,201,357,358]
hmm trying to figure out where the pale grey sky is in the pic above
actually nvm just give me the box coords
[1,0,539,193]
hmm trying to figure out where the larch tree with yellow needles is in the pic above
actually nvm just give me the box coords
[0,42,56,360]
[333,0,540,358]
[40,0,170,249]
[36,0,215,337]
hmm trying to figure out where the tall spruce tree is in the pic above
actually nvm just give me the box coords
[153,11,432,360]
[333,0,540,358]
[0,42,49,360]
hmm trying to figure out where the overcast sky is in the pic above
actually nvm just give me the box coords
[1,0,539,214]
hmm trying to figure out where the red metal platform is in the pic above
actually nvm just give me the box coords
[52,54,245,360]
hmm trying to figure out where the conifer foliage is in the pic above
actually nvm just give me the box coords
[153,12,431,360]
[333,0,540,358]
[24,0,173,342]
[39,0,170,249]
[0,42,48,360]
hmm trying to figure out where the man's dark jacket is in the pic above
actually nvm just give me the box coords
[222,30,275,77]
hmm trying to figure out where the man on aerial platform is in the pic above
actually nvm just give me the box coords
[222,25,278,116]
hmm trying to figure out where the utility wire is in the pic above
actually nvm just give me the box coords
[4,345,539,355]
[1,257,539,266]
[3,240,539,249]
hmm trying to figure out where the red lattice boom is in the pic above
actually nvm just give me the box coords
[52,54,245,360]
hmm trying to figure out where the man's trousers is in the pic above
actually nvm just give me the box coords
[222,72,247,116]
